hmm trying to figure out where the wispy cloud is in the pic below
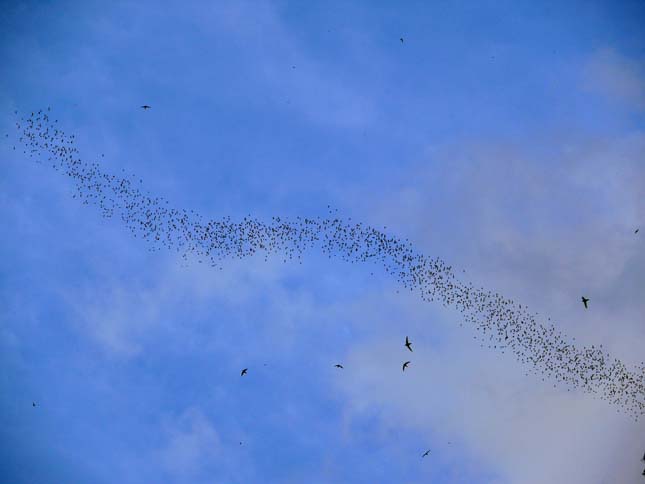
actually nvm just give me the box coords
[63,254,316,359]
[583,47,645,110]
[156,407,221,477]
[334,119,645,483]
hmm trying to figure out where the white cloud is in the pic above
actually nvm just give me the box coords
[62,250,326,362]
[583,48,645,110]
[157,407,221,477]
[334,124,645,483]
[339,331,643,484]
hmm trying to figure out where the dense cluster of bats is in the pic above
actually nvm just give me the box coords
[10,108,645,421]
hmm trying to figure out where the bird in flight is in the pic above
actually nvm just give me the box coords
[400,37,404,43]
[140,105,151,110]
[636,228,640,234]
[334,364,344,369]
[581,296,589,309]
[405,336,413,352]
[240,368,248,376]
[422,449,431,457]
[402,361,411,372]
[32,402,36,407]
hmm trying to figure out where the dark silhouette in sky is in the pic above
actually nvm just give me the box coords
[12,108,645,419]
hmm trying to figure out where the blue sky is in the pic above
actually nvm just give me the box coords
[1,1,644,483]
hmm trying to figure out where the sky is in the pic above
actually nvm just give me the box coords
[1,1,644,483]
